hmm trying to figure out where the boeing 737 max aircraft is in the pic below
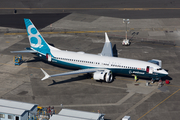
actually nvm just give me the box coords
[11,19,168,82]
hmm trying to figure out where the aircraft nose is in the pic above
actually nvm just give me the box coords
[158,69,168,75]
[163,69,168,75]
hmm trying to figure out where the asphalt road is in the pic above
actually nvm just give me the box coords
[1,0,180,19]
[1,0,180,8]
[0,13,70,29]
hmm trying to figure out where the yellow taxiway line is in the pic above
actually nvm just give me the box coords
[138,88,180,120]
[4,30,125,35]
[3,27,176,36]
[1,8,180,10]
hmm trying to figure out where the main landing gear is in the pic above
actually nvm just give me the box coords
[151,78,163,87]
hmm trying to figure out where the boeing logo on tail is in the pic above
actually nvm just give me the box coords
[11,19,168,83]
[28,25,42,48]
[24,19,49,54]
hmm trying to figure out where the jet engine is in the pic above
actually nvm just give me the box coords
[93,70,113,83]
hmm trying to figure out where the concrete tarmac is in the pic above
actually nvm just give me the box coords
[1,0,180,18]
[0,1,180,119]
[0,13,180,120]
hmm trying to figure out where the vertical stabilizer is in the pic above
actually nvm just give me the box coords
[24,18,51,55]
[100,32,113,57]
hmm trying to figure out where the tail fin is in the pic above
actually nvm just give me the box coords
[100,32,113,57]
[24,18,50,54]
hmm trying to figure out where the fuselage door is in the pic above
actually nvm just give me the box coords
[46,53,52,62]
[149,67,154,74]
[146,66,153,74]
[146,66,149,73]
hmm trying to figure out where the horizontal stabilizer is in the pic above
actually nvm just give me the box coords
[40,68,50,81]
[11,50,37,53]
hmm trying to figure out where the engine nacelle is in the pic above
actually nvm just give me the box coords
[93,70,113,83]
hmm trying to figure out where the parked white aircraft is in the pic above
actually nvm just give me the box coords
[11,19,168,82]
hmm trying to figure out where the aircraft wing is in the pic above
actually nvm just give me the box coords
[10,50,37,53]
[100,32,113,57]
[40,68,106,81]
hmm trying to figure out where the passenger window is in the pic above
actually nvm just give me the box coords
[16,116,19,120]
[8,115,13,119]
[0,114,5,118]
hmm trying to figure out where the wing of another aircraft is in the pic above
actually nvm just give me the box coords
[40,68,106,81]
[100,32,113,57]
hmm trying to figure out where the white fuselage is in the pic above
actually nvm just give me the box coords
[13,19,168,82]
[39,47,168,79]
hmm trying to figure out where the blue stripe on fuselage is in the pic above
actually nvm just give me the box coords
[37,53,166,79]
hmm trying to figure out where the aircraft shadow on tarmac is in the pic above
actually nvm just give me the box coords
[0,13,71,29]
[24,57,42,63]
[48,74,91,86]
[112,44,118,57]
[47,73,172,86]
[162,75,172,81]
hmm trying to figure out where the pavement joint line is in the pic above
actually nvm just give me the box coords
[137,88,180,120]
[0,82,24,98]
[116,89,158,120]
[116,92,135,104]
[41,92,135,108]
[76,81,127,90]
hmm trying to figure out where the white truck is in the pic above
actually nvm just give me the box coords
[122,39,130,46]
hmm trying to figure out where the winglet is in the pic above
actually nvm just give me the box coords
[40,68,50,81]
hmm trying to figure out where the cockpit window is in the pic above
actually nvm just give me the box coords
[157,68,162,71]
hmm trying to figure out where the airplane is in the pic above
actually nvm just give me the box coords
[11,18,168,83]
